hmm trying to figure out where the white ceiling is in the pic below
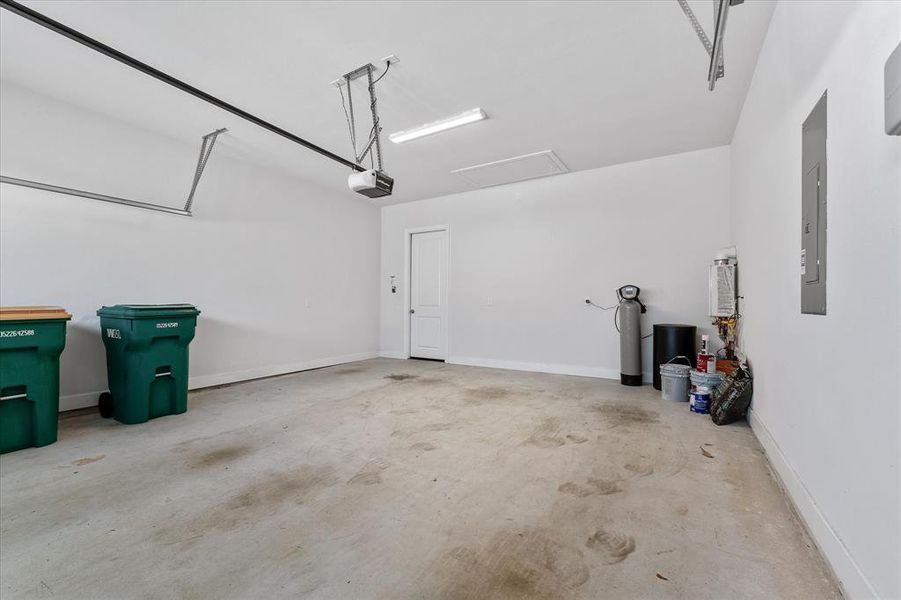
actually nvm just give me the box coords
[0,0,775,204]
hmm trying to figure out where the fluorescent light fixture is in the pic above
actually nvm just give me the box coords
[389,108,487,143]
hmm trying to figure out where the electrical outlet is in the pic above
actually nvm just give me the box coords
[584,297,591,304]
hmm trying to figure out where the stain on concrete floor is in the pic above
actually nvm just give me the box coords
[70,454,105,467]
[186,443,255,469]
[0,359,841,599]
[333,366,366,375]
[426,528,591,599]
[558,478,622,498]
[463,385,513,405]
[152,464,340,547]
[585,528,636,564]
[591,403,659,427]
[347,459,389,486]
[409,441,438,452]
[385,373,418,381]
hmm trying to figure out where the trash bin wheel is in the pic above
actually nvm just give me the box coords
[98,392,114,418]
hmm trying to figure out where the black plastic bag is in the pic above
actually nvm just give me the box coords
[710,364,753,425]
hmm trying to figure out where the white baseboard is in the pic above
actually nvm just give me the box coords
[187,351,379,390]
[748,408,879,600]
[59,390,106,412]
[447,355,647,381]
[381,352,659,384]
[57,351,379,412]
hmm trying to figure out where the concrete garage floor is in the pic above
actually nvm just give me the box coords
[1,358,839,599]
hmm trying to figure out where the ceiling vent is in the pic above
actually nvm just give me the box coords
[451,150,569,189]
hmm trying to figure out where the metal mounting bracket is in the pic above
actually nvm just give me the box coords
[184,127,226,213]
[0,127,227,217]
[334,57,395,172]
[342,63,383,170]
[676,0,742,90]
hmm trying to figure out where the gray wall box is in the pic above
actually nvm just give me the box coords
[801,92,827,315]
[886,40,901,135]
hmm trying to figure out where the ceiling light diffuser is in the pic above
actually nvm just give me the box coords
[389,108,487,143]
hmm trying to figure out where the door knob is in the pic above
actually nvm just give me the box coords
[410,309,415,314]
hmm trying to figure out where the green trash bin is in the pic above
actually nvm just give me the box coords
[97,304,200,424]
[0,306,72,454]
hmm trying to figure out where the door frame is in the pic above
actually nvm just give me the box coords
[403,225,450,360]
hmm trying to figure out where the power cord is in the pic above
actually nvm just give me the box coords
[586,295,654,339]
[585,299,617,310]
[372,60,391,85]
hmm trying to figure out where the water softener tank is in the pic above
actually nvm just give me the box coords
[617,285,645,386]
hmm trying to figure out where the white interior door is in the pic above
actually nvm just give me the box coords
[410,230,448,360]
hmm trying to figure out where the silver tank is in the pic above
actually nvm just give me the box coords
[619,299,642,386]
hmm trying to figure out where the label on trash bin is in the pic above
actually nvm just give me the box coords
[156,322,179,329]
[106,328,121,339]
[0,329,35,338]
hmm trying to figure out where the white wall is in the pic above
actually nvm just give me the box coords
[380,146,731,380]
[729,2,901,598]
[0,82,381,410]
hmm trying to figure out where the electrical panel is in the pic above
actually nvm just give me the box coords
[801,92,827,315]
[886,41,901,135]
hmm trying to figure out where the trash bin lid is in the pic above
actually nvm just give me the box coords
[97,304,200,319]
[0,306,72,321]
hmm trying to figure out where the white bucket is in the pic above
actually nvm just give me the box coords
[660,356,692,402]
[690,370,725,393]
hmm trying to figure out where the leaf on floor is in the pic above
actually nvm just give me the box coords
[656,573,669,581]
[700,446,715,459]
